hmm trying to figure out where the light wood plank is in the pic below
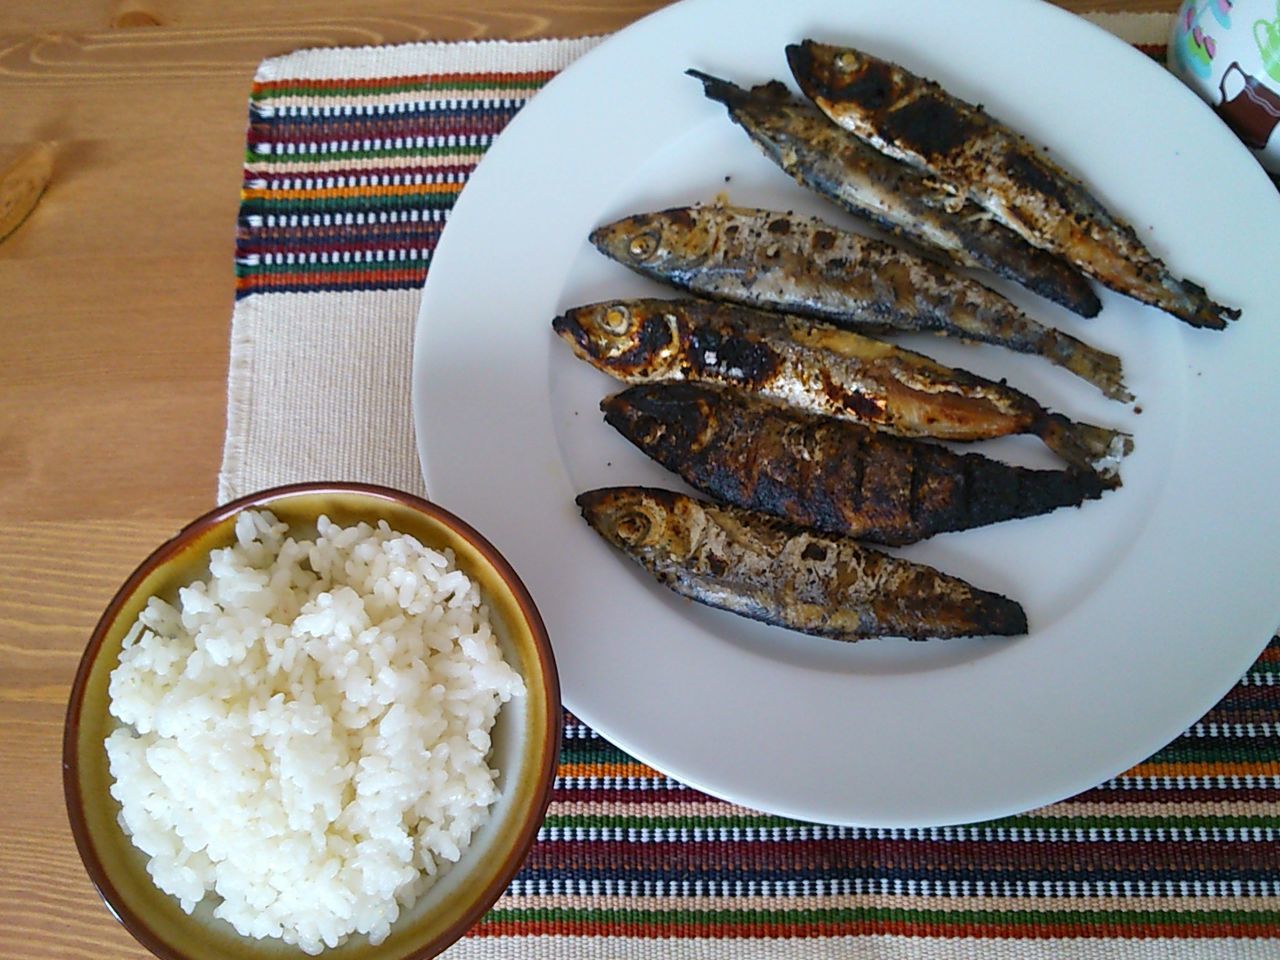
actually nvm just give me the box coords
[1,1,666,40]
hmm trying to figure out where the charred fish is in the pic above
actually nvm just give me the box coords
[553,298,1132,478]
[602,383,1111,545]
[577,486,1028,640]
[687,70,1103,318]
[590,203,1127,399]
[786,40,1239,329]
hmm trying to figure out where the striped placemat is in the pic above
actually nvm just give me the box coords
[218,12,1280,958]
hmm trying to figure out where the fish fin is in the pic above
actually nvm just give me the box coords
[1040,329,1131,402]
[686,69,744,106]
[1038,415,1133,482]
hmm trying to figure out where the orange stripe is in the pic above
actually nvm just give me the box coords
[241,182,461,201]
[1121,760,1280,778]
[556,762,666,780]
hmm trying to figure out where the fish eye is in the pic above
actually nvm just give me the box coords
[836,51,858,72]
[614,510,652,546]
[601,305,631,334]
[627,231,660,261]
[627,231,661,261]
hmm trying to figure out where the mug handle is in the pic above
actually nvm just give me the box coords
[1220,60,1244,100]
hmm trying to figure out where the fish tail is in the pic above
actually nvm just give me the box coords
[1040,328,1131,402]
[1037,415,1133,482]
[954,454,1108,534]
[969,588,1029,637]
[1169,276,1240,330]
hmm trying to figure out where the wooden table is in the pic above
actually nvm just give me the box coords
[0,1,1177,955]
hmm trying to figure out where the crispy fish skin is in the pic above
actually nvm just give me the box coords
[552,297,1132,477]
[786,41,1240,330]
[602,383,1110,546]
[576,486,1028,640]
[590,204,1128,399]
[687,71,1102,319]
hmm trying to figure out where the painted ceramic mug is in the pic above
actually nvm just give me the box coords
[1168,0,1280,172]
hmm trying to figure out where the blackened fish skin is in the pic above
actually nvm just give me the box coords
[602,383,1108,546]
[687,70,1102,319]
[589,204,1127,399]
[552,297,1132,478]
[787,40,1239,329]
[576,486,1028,641]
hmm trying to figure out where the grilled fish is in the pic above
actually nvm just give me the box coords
[787,40,1240,329]
[687,70,1102,318]
[590,203,1128,399]
[552,298,1132,478]
[603,383,1110,546]
[577,487,1028,640]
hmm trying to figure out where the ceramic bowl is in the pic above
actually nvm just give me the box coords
[63,482,560,960]
[1168,0,1280,172]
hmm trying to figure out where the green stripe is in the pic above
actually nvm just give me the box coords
[477,906,1280,926]
[542,813,1280,832]
[240,193,459,213]
[560,740,639,763]
[245,146,487,165]
[253,78,549,101]
[238,258,429,277]
[1146,740,1280,762]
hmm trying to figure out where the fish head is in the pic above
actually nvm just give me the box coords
[686,70,801,153]
[600,384,717,454]
[552,300,685,380]
[786,40,908,113]
[577,488,666,549]
[589,207,717,273]
[578,488,701,563]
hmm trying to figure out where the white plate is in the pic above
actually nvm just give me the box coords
[414,0,1280,826]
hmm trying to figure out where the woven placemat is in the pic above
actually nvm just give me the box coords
[219,13,1280,957]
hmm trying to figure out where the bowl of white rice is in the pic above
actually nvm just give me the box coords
[64,482,560,960]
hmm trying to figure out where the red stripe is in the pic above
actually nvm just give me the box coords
[469,918,1278,938]
[551,787,714,805]
[520,838,1268,871]
[236,268,425,290]
[246,114,516,145]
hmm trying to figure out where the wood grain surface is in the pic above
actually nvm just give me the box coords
[0,2,1177,957]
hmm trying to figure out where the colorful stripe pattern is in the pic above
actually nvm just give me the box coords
[237,71,554,296]
[481,647,1280,942]
[234,31,1280,950]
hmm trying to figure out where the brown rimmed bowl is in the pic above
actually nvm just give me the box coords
[64,482,561,960]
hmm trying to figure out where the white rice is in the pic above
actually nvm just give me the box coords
[104,509,525,954]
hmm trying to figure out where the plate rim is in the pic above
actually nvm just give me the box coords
[412,0,1280,826]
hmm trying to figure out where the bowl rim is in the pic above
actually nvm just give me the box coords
[62,481,562,960]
